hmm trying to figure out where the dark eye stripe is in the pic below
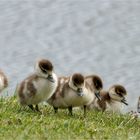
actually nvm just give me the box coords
[40,66,47,74]
[117,92,123,97]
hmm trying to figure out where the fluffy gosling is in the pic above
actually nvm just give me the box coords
[17,59,58,112]
[92,84,128,113]
[47,73,95,116]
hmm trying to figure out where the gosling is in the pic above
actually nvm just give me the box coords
[47,73,95,116]
[17,59,58,112]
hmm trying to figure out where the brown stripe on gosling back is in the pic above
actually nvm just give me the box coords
[72,73,84,85]
[18,74,38,99]
[18,81,25,99]
[39,59,53,71]
[50,76,68,99]
[97,91,111,111]
[27,81,37,97]
[114,85,127,96]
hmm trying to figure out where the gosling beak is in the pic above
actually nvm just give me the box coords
[47,75,54,83]
[121,98,128,105]
[77,88,84,97]
[95,91,101,100]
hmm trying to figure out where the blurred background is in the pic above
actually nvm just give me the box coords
[0,0,140,112]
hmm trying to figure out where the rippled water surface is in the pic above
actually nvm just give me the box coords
[0,0,140,112]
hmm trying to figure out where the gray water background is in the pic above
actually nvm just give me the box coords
[0,0,140,112]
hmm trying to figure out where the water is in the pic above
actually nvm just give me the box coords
[0,0,140,112]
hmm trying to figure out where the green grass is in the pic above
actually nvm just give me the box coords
[0,96,140,140]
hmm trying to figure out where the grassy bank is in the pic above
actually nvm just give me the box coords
[0,96,140,140]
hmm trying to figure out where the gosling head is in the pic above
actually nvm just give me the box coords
[35,59,55,82]
[109,84,128,105]
[69,73,85,97]
[91,75,103,100]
